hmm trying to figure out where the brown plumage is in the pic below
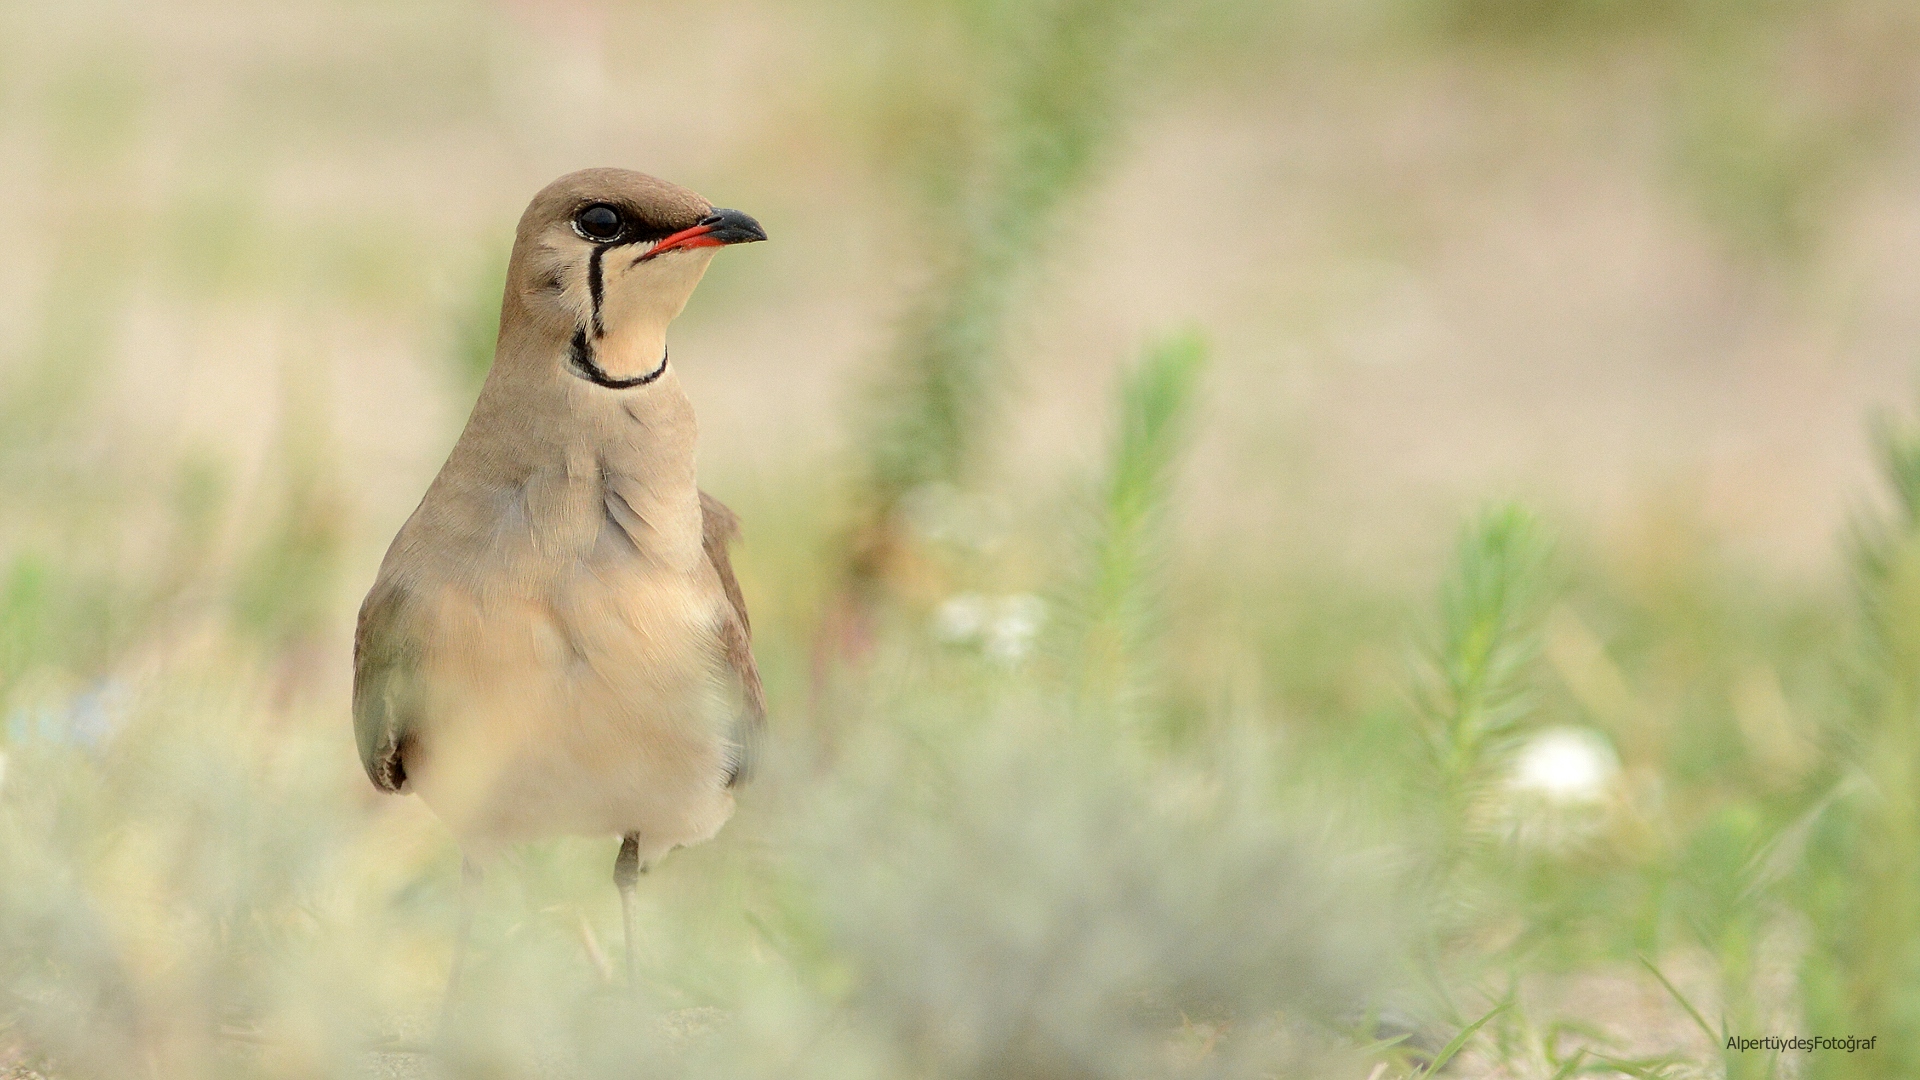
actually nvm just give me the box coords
[351,168,767,1000]
[699,489,766,786]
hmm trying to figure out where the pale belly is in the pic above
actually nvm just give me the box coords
[404,570,737,860]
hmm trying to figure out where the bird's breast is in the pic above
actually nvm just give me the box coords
[404,551,735,849]
[389,366,731,848]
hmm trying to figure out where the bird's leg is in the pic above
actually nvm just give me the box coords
[438,856,483,1038]
[614,834,645,994]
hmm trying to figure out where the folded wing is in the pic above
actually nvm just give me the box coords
[701,490,765,787]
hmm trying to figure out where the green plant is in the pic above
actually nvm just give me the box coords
[1413,504,1556,860]
[1065,329,1209,725]
[838,0,1166,607]
[1792,404,1920,1079]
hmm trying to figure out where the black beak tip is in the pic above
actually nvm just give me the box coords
[703,207,767,245]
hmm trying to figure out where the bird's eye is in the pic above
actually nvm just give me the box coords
[575,204,624,242]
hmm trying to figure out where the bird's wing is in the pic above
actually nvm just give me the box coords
[352,578,424,793]
[701,489,765,787]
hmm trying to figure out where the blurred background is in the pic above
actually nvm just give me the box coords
[4,0,1920,1077]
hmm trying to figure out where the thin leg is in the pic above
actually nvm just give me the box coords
[614,834,645,994]
[438,856,483,1037]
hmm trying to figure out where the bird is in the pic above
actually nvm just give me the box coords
[351,167,768,1008]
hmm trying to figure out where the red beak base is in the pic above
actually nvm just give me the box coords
[635,208,768,263]
[647,223,723,258]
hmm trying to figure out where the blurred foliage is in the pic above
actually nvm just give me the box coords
[786,700,1395,1080]
[1791,402,1920,1079]
[1065,328,1208,725]
[1415,506,1555,833]
[841,0,1168,600]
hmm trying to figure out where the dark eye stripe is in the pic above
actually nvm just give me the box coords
[587,246,606,337]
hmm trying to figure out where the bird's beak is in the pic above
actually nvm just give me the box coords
[640,208,768,261]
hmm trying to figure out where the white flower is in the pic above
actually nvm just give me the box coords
[1508,727,1618,804]
[933,593,1048,663]
[934,593,991,644]
[985,594,1046,663]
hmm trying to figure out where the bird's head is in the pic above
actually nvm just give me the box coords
[504,168,767,388]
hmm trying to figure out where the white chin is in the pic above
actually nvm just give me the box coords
[594,250,718,379]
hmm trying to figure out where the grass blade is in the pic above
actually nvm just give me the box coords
[1548,1049,1588,1079]
[1417,999,1509,1077]
[1637,954,1719,1043]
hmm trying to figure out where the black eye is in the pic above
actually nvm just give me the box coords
[575,204,624,242]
